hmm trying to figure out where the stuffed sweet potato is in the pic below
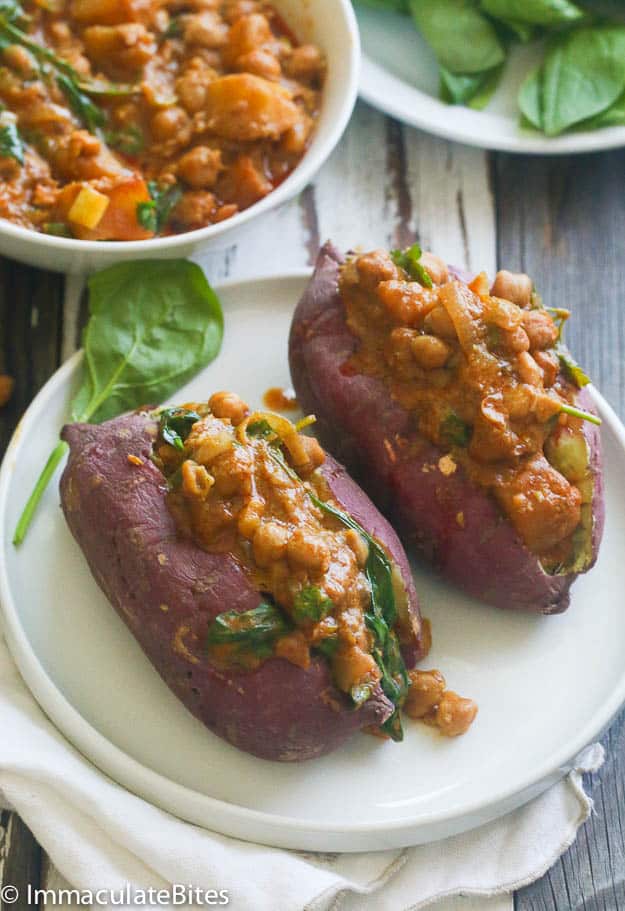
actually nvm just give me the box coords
[289,243,604,614]
[60,393,474,761]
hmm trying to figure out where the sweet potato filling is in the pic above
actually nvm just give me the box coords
[340,249,596,573]
[0,1,323,237]
[152,392,476,738]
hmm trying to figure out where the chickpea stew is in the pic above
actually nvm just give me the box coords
[0,0,324,239]
[340,247,599,575]
[152,392,476,739]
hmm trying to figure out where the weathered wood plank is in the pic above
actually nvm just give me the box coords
[495,150,625,911]
[0,812,42,911]
[0,259,64,452]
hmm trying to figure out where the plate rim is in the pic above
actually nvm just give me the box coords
[359,52,625,156]
[1,270,625,848]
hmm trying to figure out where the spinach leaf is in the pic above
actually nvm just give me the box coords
[391,243,433,287]
[575,87,625,129]
[308,491,409,739]
[293,586,333,624]
[541,26,625,135]
[357,0,410,11]
[206,603,290,650]
[56,73,105,134]
[440,64,503,108]
[159,407,201,451]
[0,115,23,163]
[557,347,591,388]
[13,260,223,545]
[409,0,505,75]
[480,0,584,26]
[137,181,182,234]
[519,65,544,129]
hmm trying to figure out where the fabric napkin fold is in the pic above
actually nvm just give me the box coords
[0,632,603,911]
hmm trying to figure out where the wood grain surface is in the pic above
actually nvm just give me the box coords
[0,103,624,910]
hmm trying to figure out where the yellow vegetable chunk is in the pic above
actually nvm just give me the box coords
[68,185,110,229]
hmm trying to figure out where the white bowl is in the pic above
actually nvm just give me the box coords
[0,0,359,274]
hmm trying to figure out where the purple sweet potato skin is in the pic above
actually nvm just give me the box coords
[288,242,605,614]
[60,410,422,761]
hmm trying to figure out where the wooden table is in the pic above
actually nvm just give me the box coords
[1,101,625,910]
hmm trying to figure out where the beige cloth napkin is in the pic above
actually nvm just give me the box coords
[0,631,603,911]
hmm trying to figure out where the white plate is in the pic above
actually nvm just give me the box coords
[358,7,625,154]
[2,273,625,852]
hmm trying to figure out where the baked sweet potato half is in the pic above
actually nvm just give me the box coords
[60,393,471,762]
[289,243,604,614]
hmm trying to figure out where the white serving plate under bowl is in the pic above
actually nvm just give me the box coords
[2,273,625,852]
[0,0,359,274]
[357,6,625,155]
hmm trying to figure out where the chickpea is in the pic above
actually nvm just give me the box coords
[534,350,559,387]
[177,146,222,189]
[181,460,214,499]
[517,351,543,387]
[411,334,451,369]
[419,251,448,286]
[377,280,428,325]
[235,48,281,79]
[281,116,312,155]
[284,44,323,80]
[151,106,190,142]
[435,691,478,737]
[223,0,258,22]
[385,327,417,373]
[423,305,456,340]
[183,11,228,48]
[208,391,249,425]
[522,310,558,351]
[356,250,398,290]
[237,497,265,539]
[287,529,330,572]
[502,384,536,420]
[404,669,446,719]
[2,44,36,76]
[345,528,369,567]
[253,521,289,566]
[294,435,325,477]
[491,270,532,308]
[498,325,529,353]
[172,190,216,228]
[225,13,273,63]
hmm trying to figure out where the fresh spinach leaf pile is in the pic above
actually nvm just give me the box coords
[359,0,625,134]
[13,260,223,545]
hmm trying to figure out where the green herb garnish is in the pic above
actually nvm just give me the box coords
[13,260,223,545]
[557,347,591,389]
[56,73,105,134]
[292,586,333,624]
[246,418,276,439]
[159,407,201,451]
[137,181,182,234]
[42,221,72,237]
[0,115,23,163]
[440,412,471,447]
[560,403,601,426]
[390,243,433,288]
[105,125,144,156]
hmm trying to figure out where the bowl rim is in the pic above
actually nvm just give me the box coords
[0,0,360,255]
